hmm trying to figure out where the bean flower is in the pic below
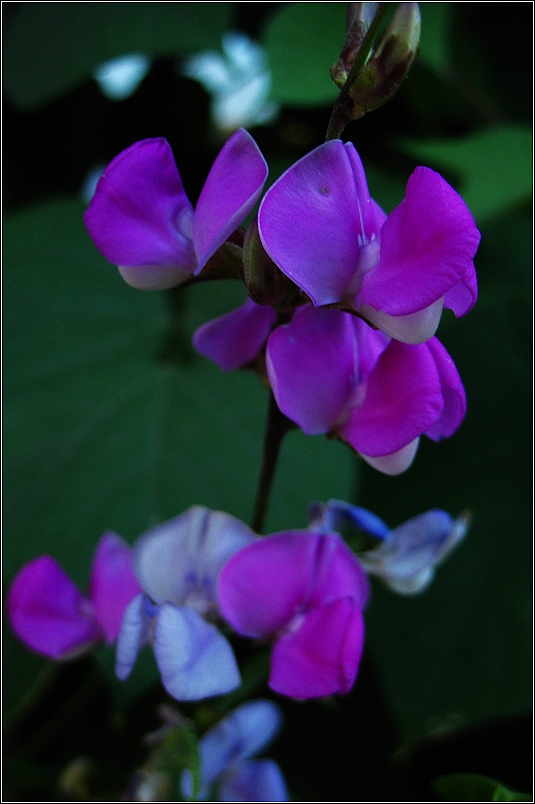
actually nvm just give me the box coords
[115,506,257,701]
[181,700,289,801]
[309,499,470,594]
[194,301,465,475]
[7,533,141,660]
[84,128,268,290]
[257,139,480,344]
[218,529,369,699]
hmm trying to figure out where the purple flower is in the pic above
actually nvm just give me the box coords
[6,533,141,660]
[195,300,466,475]
[309,499,470,594]
[84,128,268,290]
[218,530,369,700]
[115,506,257,701]
[257,139,480,343]
[181,700,289,801]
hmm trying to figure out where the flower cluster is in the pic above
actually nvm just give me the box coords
[84,125,479,475]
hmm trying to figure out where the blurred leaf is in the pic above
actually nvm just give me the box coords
[395,125,532,222]
[417,3,452,77]
[361,209,531,741]
[262,2,345,106]
[432,772,532,801]
[3,200,352,711]
[3,3,233,109]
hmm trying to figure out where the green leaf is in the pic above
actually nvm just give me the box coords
[394,125,532,223]
[417,3,452,77]
[262,2,346,106]
[432,772,532,801]
[3,199,352,712]
[3,3,233,108]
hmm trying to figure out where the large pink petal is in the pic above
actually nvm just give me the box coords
[258,141,367,306]
[266,306,356,434]
[269,598,364,699]
[340,339,444,457]
[84,139,196,284]
[89,532,142,643]
[7,556,101,660]
[424,337,466,440]
[192,298,277,371]
[193,129,268,272]
[306,531,369,609]
[357,166,480,316]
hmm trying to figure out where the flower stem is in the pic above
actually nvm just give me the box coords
[325,2,389,141]
[251,391,293,533]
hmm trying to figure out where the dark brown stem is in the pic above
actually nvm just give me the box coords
[250,391,293,533]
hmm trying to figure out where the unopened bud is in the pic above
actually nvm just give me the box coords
[348,1,420,117]
[330,2,381,88]
[242,215,299,310]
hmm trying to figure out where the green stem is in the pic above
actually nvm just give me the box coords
[251,391,293,533]
[326,2,389,141]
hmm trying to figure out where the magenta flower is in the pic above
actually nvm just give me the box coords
[218,530,369,699]
[7,533,141,660]
[257,139,480,343]
[194,300,466,475]
[84,128,268,290]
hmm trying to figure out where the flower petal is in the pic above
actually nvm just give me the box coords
[7,556,101,660]
[360,297,444,344]
[89,532,142,643]
[258,140,369,306]
[357,166,480,316]
[360,438,420,475]
[154,604,241,700]
[266,306,356,434]
[193,128,268,271]
[133,506,256,606]
[115,593,154,680]
[219,759,290,802]
[84,139,197,287]
[308,500,390,541]
[340,340,443,457]
[193,297,276,371]
[424,337,466,440]
[269,598,365,699]
[218,531,368,638]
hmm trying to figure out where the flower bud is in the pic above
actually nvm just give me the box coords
[330,2,381,88]
[348,1,421,118]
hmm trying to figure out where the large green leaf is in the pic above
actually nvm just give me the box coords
[432,772,532,802]
[262,2,345,106]
[3,3,233,109]
[3,199,352,712]
[394,125,532,223]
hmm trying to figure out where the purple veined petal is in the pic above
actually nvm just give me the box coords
[115,593,154,680]
[360,438,420,475]
[153,604,241,700]
[308,500,390,541]
[89,532,142,643]
[7,556,101,660]
[198,700,283,791]
[192,297,277,371]
[356,166,481,316]
[193,128,268,272]
[269,598,365,699]
[340,339,444,457]
[133,506,256,608]
[83,139,197,284]
[218,531,368,638]
[219,759,290,802]
[360,297,445,344]
[424,337,466,441]
[266,306,357,435]
[258,140,368,306]
[444,263,478,316]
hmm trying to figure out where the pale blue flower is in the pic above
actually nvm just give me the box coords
[94,53,151,100]
[181,700,289,801]
[115,506,257,700]
[309,499,470,594]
